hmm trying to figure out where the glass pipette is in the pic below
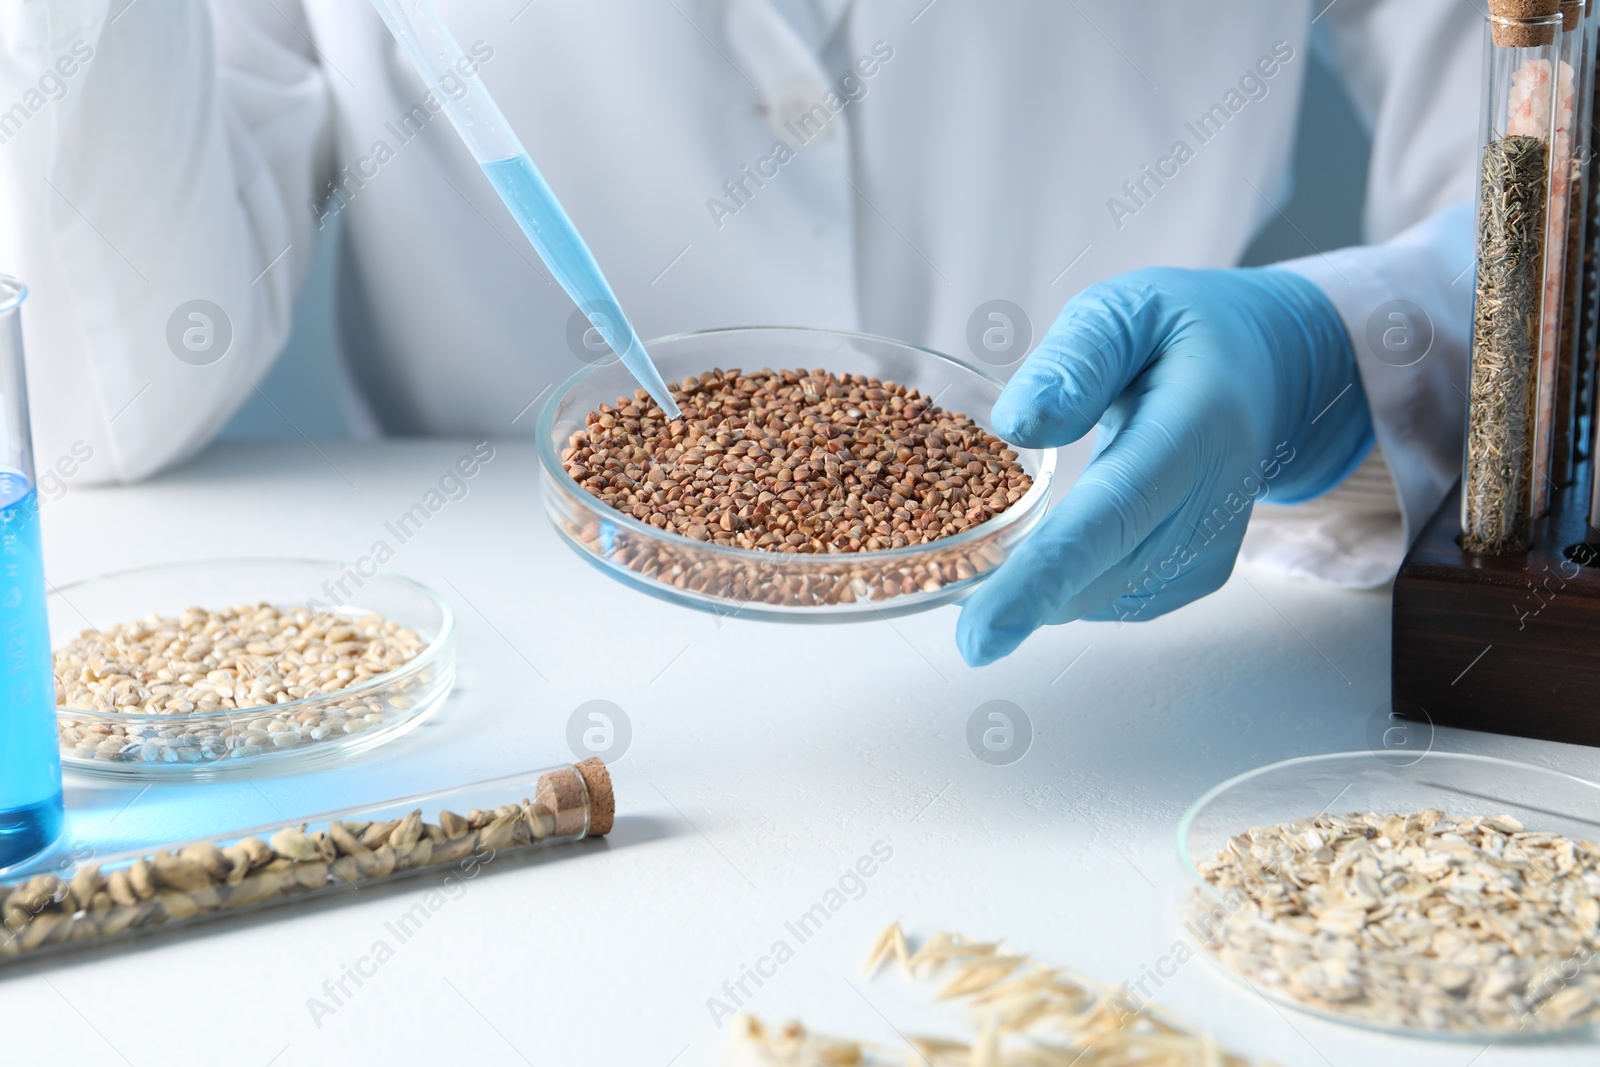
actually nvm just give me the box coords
[368,0,682,420]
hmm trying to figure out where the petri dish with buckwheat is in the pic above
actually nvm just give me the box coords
[536,326,1056,622]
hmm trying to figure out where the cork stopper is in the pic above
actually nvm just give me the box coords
[1490,0,1560,15]
[575,757,614,836]
[1489,0,1562,46]
[536,758,614,837]
[1562,0,1583,31]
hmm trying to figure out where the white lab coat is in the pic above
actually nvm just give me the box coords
[0,0,1479,586]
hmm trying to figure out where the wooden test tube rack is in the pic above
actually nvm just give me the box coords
[1392,456,1600,747]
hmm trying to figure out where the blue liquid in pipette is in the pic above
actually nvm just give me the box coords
[480,154,680,418]
[0,473,62,870]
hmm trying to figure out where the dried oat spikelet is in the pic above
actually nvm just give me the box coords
[938,956,1025,1000]
[737,1015,875,1066]
[864,920,907,978]
[968,1011,999,1067]
[741,923,1275,1067]
[905,1035,969,1062]
[911,931,1001,970]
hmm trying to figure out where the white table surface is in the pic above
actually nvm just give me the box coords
[5,438,1597,1067]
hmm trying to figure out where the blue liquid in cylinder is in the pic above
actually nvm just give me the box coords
[0,473,62,869]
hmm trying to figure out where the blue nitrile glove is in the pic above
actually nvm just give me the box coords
[957,266,1374,666]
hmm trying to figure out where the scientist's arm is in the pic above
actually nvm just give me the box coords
[1248,0,1479,580]
[957,0,1478,664]
[0,0,332,483]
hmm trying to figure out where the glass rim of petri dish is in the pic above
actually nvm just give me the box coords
[534,324,1057,569]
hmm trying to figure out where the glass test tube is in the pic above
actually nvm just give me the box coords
[0,758,614,965]
[0,276,63,870]
[1464,1,1565,554]
[1585,0,1600,529]
[1583,0,1600,525]
[1553,1,1596,489]
[1538,0,1588,509]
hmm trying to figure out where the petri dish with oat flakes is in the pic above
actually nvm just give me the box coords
[536,326,1056,622]
[1178,751,1600,1041]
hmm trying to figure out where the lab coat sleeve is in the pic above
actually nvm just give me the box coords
[1240,0,1478,587]
[0,0,331,485]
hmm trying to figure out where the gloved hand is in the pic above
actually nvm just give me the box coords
[956,266,1374,666]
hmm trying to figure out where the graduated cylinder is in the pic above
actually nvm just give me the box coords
[0,275,63,872]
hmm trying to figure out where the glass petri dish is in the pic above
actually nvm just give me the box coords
[1177,751,1600,1040]
[50,559,455,781]
[536,326,1057,621]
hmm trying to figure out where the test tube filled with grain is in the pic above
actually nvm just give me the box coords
[1464,0,1566,554]
[0,760,614,965]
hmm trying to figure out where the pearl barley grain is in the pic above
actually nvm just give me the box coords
[53,604,425,764]
[54,605,422,715]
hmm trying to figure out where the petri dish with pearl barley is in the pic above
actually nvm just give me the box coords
[536,326,1056,622]
[50,559,455,780]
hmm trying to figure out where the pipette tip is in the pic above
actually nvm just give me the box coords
[613,335,682,420]
[641,371,683,422]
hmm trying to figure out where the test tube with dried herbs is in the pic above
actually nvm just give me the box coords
[1464,1,1567,554]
